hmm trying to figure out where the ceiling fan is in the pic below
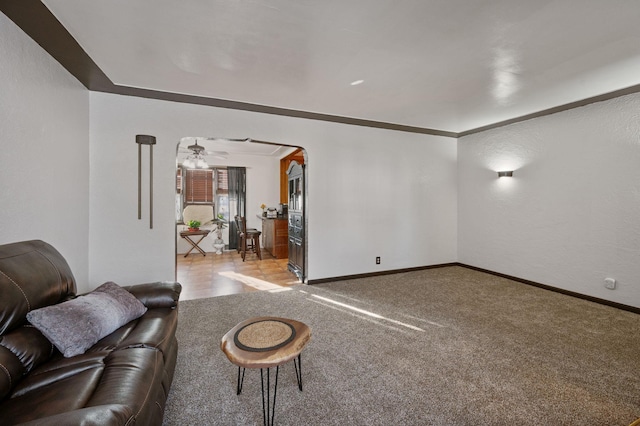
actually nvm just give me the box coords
[178,139,213,168]
[177,137,280,163]
[177,139,229,160]
[186,140,206,155]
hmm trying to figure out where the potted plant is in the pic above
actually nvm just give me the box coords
[212,214,228,254]
[187,220,201,231]
[212,214,228,240]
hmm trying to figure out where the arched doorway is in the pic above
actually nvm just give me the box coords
[174,137,308,299]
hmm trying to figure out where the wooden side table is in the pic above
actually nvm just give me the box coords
[179,229,210,257]
[221,317,312,426]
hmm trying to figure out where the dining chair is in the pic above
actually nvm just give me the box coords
[238,216,262,261]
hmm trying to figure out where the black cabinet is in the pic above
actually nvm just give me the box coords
[287,161,305,280]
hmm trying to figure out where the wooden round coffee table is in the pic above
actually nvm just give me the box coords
[221,317,312,426]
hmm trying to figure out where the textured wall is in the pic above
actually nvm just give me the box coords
[89,92,458,287]
[5,5,639,306]
[0,14,90,289]
[458,93,640,308]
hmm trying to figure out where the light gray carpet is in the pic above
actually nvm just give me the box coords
[163,266,640,425]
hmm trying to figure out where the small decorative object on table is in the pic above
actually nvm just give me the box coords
[187,220,201,231]
[260,203,267,217]
[266,208,277,218]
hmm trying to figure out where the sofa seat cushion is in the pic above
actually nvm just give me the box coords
[0,325,56,400]
[26,282,147,357]
[11,352,109,398]
[86,347,164,409]
[91,308,178,358]
[17,404,135,426]
[0,347,166,425]
[0,365,106,423]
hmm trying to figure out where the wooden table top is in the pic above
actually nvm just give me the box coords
[179,229,210,237]
[221,316,312,369]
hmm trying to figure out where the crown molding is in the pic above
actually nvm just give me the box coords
[3,0,640,139]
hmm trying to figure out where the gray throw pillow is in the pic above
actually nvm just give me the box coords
[26,281,147,357]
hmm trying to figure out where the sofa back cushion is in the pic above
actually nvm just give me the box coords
[0,240,76,400]
[0,240,76,335]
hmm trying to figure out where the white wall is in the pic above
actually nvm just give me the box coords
[6,5,639,310]
[176,152,281,254]
[0,14,90,290]
[458,93,640,308]
[89,92,458,287]
[7,7,638,308]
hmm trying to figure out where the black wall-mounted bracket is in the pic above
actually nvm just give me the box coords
[135,135,157,229]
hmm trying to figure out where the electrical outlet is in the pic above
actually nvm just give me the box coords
[376,256,381,264]
[604,278,616,290]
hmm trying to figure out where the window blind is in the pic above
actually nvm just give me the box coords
[184,169,213,203]
[216,169,229,194]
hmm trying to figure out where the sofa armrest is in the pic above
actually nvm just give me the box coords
[123,281,182,309]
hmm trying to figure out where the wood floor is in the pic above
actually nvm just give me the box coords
[176,249,301,301]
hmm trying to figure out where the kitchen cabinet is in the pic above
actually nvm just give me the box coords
[259,216,288,258]
[287,161,305,280]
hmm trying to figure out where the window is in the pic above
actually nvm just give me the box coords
[184,168,213,204]
[177,167,229,222]
[214,168,229,222]
[216,168,228,194]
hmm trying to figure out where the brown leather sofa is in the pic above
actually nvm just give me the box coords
[0,240,182,425]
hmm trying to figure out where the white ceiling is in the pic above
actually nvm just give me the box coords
[42,0,640,133]
[177,137,294,161]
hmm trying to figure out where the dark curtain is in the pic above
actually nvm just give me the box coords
[227,167,246,250]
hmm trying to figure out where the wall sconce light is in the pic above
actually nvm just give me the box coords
[497,171,513,178]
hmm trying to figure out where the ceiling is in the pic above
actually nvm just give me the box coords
[177,137,295,162]
[12,1,640,135]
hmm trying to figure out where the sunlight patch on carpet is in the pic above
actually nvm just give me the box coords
[400,312,446,328]
[217,271,291,292]
[308,298,407,333]
[310,294,425,332]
